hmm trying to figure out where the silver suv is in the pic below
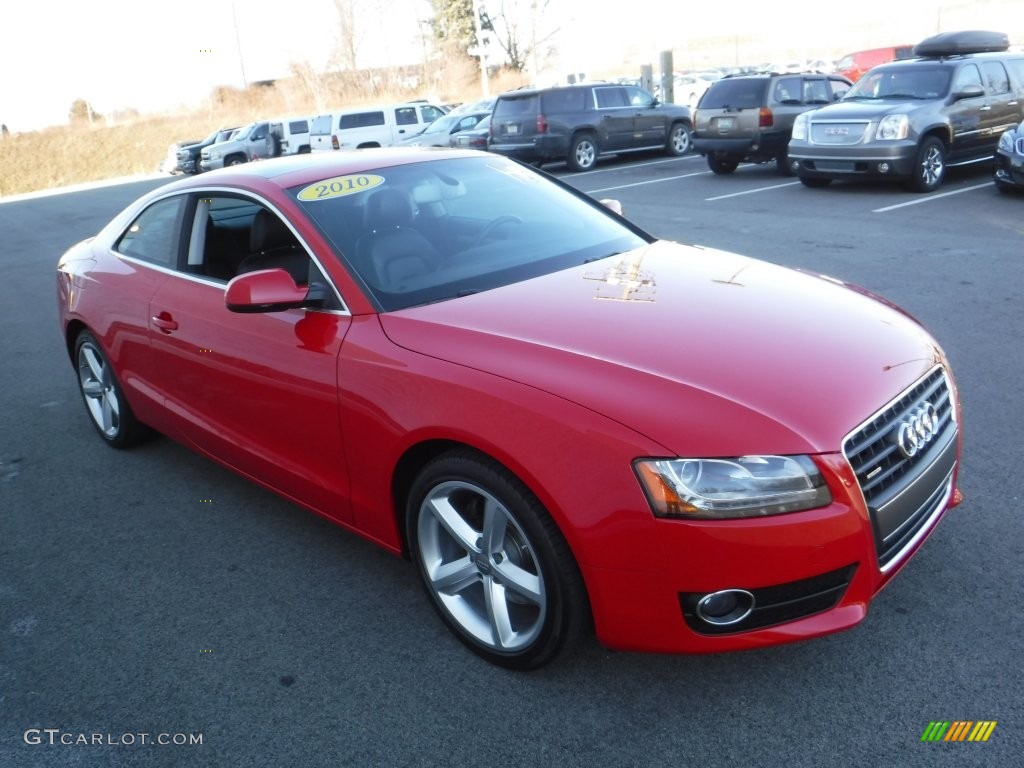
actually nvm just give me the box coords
[199,122,270,171]
[692,73,852,175]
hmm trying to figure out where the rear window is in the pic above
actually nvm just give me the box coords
[340,111,385,129]
[311,115,332,135]
[288,119,309,133]
[700,79,769,109]
[541,88,589,113]
[494,94,540,119]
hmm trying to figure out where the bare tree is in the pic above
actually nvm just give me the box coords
[487,0,558,73]
[331,0,363,71]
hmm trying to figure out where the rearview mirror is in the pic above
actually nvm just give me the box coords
[225,269,320,313]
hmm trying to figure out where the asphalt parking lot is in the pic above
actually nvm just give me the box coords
[1,152,1021,767]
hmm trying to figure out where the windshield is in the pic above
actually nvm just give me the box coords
[422,114,459,135]
[290,156,649,311]
[845,65,951,100]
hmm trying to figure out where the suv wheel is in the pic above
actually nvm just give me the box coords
[567,133,598,172]
[907,137,945,192]
[666,123,692,156]
[707,153,739,175]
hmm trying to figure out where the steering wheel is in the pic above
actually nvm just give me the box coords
[471,215,524,248]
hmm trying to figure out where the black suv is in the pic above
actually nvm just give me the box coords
[488,83,692,171]
[692,72,852,175]
[788,30,1024,191]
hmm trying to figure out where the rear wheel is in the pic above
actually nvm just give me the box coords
[74,331,149,448]
[906,136,945,192]
[567,133,598,171]
[665,122,692,156]
[406,450,588,669]
[707,153,739,174]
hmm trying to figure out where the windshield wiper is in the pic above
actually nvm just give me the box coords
[583,252,623,264]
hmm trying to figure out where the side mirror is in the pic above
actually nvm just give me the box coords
[955,84,985,100]
[225,269,320,313]
[600,198,623,216]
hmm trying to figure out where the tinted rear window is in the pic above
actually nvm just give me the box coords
[700,79,769,109]
[541,88,589,113]
[340,111,385,129]
[494,94,540,118]
[288,119,309,133]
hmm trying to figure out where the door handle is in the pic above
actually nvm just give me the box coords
[979,106,992,111]
[151,314,178,333]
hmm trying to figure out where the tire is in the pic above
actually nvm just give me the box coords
[799,175,832,188]
[707,153,739,174]
[265,133,282,158]
[406,449,589,669]
[567,133,598,172]
[74,331,149,448]
[226,155,245,167]
[776,148,795,176]
[907,136,945,192]
[666,122,692,156]
[995,180,1016,194]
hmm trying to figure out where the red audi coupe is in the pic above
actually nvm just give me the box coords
[57,149,962,668]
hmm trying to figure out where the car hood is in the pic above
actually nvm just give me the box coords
[379,240,944,456]
[812,100,929,119]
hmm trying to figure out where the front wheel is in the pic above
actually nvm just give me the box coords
[406,450,588,669]
[74,331,149,448]
[666,122,692,156]
[567,133,598,171]
[907,137,945,192]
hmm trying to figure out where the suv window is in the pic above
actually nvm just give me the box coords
[982,61,1010,94]
[494,94,539,118]
[288,119,309,133]
[394,107,418,126]
[541,88,588,113]
[340,112,385,129]
[701,79,768,109]
[594,86,628,108]
[952,64,984,93]
[772,77,803,105]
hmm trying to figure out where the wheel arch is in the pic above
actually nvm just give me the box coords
[64,319,89,363]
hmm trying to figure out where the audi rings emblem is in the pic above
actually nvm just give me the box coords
[894,402,940,459]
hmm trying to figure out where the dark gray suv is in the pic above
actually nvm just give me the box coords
[488,83,692,171]
[788,30,1024,192]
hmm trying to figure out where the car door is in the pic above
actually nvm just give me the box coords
[592,86,635,150]
[147,192,354,521]
[981,60,1020,148]
[947,63,989,159]
[624,85,666,147]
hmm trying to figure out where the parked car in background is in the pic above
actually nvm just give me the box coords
[674,73,717,108]
[789,30,1024,191]
[159,138,201,174]
[266,116,313,157]
[993,119,1024,192]
[200,121,271,171]
[57,149,962,670]
[488,82,692,171]
[398,111,490,147]
[309,102,447,151]
[835,45,915,84]
[692,72,852,175]
[173,127,239,174]
[449,115,490,149]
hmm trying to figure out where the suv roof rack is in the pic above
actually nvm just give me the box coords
[913,30,1009,58]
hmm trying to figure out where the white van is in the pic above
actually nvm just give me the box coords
[309,101,447,151]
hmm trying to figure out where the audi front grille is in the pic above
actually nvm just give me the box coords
[843,366,958,571]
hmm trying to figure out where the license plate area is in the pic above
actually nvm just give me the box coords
[715,117,734,131]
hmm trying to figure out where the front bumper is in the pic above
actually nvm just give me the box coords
[994,148,1024,188]
[788,140,918,179]
[200,156,225,172]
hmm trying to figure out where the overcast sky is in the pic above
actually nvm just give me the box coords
[0,0,1016,131]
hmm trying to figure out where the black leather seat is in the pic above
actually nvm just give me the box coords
[236,209,311,285]
[357,188,442,290]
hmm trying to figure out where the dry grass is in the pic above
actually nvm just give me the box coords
[0,62,530,198]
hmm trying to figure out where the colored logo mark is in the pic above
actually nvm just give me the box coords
[921,721,997,742]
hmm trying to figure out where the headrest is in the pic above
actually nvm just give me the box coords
[365,188,414,230]
[250,208,294,252]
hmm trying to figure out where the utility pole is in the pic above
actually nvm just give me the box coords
[471,0,490,97]
[231,0,248,89]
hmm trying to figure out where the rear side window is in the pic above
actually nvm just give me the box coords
[288,119,309,133]
[340,111,385,129]
[494,95,540,118]
[701,79,768,109]
[116,196,187,267]
[394,107,418,126]
[541,88,588,113]
[771,77,803,105]
[982,62,1010,94]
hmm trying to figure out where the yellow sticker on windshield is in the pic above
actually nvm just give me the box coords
[297,174,384,201]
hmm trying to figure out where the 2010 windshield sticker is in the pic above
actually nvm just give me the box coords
[297,174,385,201]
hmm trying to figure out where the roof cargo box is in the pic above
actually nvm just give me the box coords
[914,30,1009,57]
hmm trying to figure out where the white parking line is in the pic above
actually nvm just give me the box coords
[705,181,802,201]
[872,182,993,212]
[584,171,710,193]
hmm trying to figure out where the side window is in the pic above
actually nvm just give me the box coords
[803,79,830,104]
[420,105,445,123]
[773,78,802,104]
[594,87,628,108]
[952,64,983,93]
[251,124,268,140]
[289,119,309,133]
[829,77,852,100]
[624,86,653,106]
[394,107,418,126]
[116,196,187,267]
[982,61,1010,94]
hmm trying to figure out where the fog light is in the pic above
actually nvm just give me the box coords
[696,589,755,626]
[878,162,890,173]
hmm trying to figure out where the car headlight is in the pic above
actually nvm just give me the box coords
[875,114,909,141]
[997,130,1015,154]
[634,455,831,519]
[792,112,809,142]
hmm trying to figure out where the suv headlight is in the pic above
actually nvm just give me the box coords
[634,455,831,519]
[792,112,810,142]
[875,114,909,141]
[997,130,1015,154]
